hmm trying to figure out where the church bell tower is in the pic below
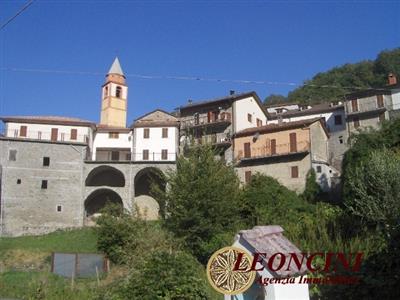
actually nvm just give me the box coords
[100,57,128,127]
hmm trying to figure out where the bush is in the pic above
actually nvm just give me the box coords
[302,168,321,203]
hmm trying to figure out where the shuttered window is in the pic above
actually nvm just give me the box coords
[143,150,149,160]
[162,128,168,138]
[291,166,299,178]
[144,128,150,138]
[161,149,168,160]
[51,128,58,141]
[19,126,27,137]
[244,143,251,158]
[289,132,297,152]
[70,129,77,140]
[351,99,358,112]
[271,139,276,155]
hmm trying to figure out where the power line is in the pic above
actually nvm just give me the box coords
[0,0,35,31]
[0,66,389,92]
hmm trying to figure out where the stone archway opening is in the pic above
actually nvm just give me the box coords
[85,165,125,187]
[84,188,123,225]
[133,167,166,220]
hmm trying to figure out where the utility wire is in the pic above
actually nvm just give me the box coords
[0,66,390,92]
[0,0,35,31]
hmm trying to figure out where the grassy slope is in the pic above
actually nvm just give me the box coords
[0,228,99,300]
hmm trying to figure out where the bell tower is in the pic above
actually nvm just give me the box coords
[100,57,128,127]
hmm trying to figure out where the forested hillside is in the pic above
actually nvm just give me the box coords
[265,48,400,105]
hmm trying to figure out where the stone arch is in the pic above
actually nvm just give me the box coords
[85,165,125,187]
[84,188,123,218]
[133,167,166,220]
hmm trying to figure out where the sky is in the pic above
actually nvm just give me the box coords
[0,0,399,125]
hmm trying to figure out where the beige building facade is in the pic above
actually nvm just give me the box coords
[234,119,330,193]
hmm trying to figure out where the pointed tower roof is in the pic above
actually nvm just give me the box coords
[108,57,124,76]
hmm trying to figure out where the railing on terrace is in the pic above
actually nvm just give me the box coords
[236,141,310,160]
[3,129,89,144]
[180,112,232,129]
[191,132,231,146]
[89,152,178,162]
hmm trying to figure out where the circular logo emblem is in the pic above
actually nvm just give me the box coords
[206,246,256,295]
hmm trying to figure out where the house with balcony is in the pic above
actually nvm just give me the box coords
[266,102,347,172]
[179,91,268,163]
[233,118,334,192]
[344,73,400,136]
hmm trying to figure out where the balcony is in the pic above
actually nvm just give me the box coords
[180,112,232,130]
[89,151,178,162]
[346,106,386,118]
[3,128,89,144]
[184,132,232,148]
[236,141,310,162]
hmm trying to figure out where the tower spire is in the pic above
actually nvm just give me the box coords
[108,57,125,77]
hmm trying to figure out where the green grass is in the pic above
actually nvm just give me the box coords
[0,228,98,258]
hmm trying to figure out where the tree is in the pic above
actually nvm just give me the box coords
[161,146,242,264]
[302,168,321,203]
[343,149,400,229]
[264,94,288,105]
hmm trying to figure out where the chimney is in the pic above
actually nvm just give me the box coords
[230,90,235,95]
[188,99,193,104]
[388,73,397,86]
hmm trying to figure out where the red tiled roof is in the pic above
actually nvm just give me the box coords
[1,116,95,127]
[234,118,325,137]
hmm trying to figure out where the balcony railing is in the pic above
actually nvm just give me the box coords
[3,129,89,144]
[236,141,310,161]
[89,152,178,162]
[180,112,232,129]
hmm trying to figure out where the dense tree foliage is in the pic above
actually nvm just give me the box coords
[263,48,400,105]
[161,146,243,264]
[263,94,288,105]
[302,168,322,204]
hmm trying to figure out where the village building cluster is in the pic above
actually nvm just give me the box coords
[1,58,399,236]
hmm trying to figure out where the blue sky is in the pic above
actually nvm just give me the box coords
[0,0,399,124]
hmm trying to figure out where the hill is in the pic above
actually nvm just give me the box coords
[265,48,400,105]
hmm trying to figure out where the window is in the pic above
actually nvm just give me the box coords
[245,171,252,184]
[125,153,131,161]
[256,118,262,127]
[162,128,168,138]
[379,113,385,122]
[111,151,120,161]
[289,132,297,152]
[339,136,344,144]
[116,86,122,98]
[60,133,65,141]
[109,132,119,139]
[43,157,50,167]
[9,150,17,161]
[51,128,58,141]
[247,113,252,123]
[270,139,276,155]
[334,115,342,125]
[316,166,322,173]
[351,99,358,112]
[291,166,299,178]
[104,86,108,97]
[57,205,62,212]
[19,125,27,137]
[41,180,48,189]
[38,131,42,140]
[70,129,77,140]
[143,149,149,160]
[353,117,360,129]
[161,149,168,160]
[244,142,251,158]
[143,128,150,138]
[377,95,384,108]
[17,179,21,184]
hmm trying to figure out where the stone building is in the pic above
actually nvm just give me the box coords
[179,91,268,163]
[233,118,333,192]
[0,58,175,236]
